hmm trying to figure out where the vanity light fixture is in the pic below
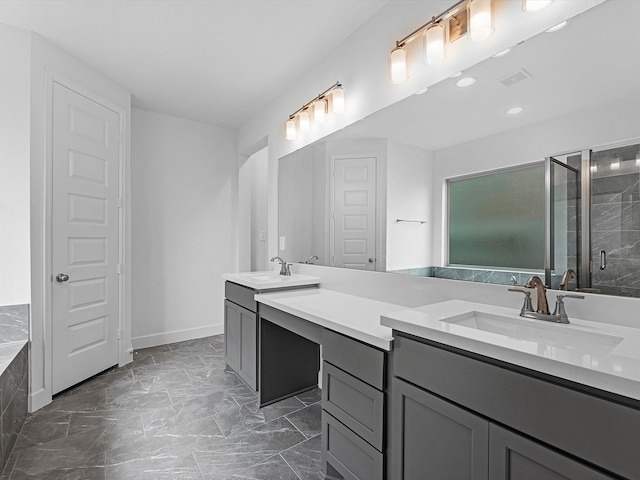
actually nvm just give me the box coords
[610,159,621,170]
[313,98,327,124]
[546,20,568,32]
[522,0,553,13]
[285,119,296,141]
[456,76,477,87]
[390,46,408,84]
[299,110,310,133]
[468,0,494,42]
[285,82,345,140]
[635,153,640,167]
[425,22,447,65]
[590,164,598,174]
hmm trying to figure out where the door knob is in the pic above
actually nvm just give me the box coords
[368,258,375,263]
[56,273,69,282]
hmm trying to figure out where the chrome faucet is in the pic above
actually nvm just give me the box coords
[270,256,291,276]
[560,268,577,291]
[302,255,319,264]
[525,275,549,314]
[509,275,584,324]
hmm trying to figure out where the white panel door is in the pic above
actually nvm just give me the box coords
[332,156,377,270]
[52,83,120,394]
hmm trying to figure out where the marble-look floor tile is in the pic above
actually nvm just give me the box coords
[4,335,323,480]
[193,417,305,480]
[280,434,323,480]
[286,403,321,439]
[296,388,321,407]
[232,454,298,480]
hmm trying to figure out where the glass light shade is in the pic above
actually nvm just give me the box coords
[468,0,494,42]
[424,23,446,65]
[298,110,310,132]
[390,46,408,84]
[313,99,326,124]
[522,0,553,12]
[332,86,345,115]
[285,118,296,140]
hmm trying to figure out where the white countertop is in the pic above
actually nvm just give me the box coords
[382,300,640,402]
[255,288,400,350]
[222,271,320,291]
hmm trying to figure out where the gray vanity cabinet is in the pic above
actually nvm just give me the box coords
[321,329,387,480]
[489,424,615,480]
[391,333,630,480]
[224,281,258,390]
[392,378,489,480]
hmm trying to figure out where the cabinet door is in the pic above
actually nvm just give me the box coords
[489,424,616,480]
[392,378,489,480]
[224,300,257,390]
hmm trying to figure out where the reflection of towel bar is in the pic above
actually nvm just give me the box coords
[396,218,427,224]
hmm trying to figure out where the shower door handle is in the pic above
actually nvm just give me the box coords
[599,250,607,270]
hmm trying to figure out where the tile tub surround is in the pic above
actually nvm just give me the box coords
[1,335,323,480]
[0,305,29,344]
[0,342,28,474]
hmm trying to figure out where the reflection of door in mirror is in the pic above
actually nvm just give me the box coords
[331,156,377,270]
[590,143,640,297]
[547,154,581,291]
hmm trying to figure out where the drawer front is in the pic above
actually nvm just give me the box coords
[394,334,640,480]
[225,281,257,312]
[322,362,384,450]
[322,329,385,390]
[322,411,383,480]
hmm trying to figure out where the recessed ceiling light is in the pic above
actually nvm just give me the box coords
[455,76,477,87]
[506,106,525,115]
[493,48,511,58]
[415,87,429,95]
[546,20,568,33]
[449,71,463,78]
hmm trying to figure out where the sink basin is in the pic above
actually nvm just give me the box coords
[248,274,276,282]
[442,311,623,353]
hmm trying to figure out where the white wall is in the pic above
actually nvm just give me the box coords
[431,94,640,265]
[131,108,236,347]
[249,148,268,271]
[386,141,433,271]
[0,24,31,306]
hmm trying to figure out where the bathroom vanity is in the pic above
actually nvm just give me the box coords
[223,271,640,480]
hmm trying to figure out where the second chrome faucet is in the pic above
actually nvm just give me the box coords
[270,256,291,276]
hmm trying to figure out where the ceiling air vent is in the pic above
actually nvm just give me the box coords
[497,69,532,87]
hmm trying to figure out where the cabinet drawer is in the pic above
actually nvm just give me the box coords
[322,362,384,450]
[322,411,383,480]
[225,281,257,312]
[322,329,385,390]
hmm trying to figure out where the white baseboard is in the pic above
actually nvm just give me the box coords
[29,387,51,413]
[131,323,224,350]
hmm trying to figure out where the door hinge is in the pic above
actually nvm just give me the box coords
[118,132,123,143]
[117,329,122,340]
[117,197,122,208]
[117,264,122,275]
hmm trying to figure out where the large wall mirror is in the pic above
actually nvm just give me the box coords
[278,0,640,298]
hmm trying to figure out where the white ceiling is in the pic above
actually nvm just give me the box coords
[330,0,640,152]
[0,0,388,129]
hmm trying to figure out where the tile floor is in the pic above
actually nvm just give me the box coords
[1,335,324,479]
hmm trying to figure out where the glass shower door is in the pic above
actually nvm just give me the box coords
[546,154,581,290]
[590,143,640,297]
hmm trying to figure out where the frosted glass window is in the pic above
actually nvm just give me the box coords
[448,164,545,269]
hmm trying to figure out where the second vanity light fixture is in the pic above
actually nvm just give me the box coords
[390,0,553,84]
[286,82,345,140]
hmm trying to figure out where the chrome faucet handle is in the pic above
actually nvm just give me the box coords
[508,288,534,315]
[552,294,585,324]
[283,263,292,276]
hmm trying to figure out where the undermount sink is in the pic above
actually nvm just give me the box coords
[442,310,623,353]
